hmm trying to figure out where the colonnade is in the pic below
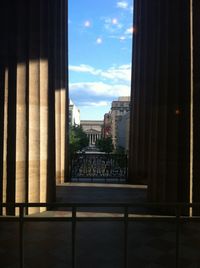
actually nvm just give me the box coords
[87,133,102,146]
[0,0,68,214]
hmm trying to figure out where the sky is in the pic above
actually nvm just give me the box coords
[68,0,133,120]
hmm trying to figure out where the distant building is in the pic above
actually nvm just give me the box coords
[69,99,80,126]
[81,120,103,147]
[117,112,130,152]
[110,96,130,148]
[103,112,112,138]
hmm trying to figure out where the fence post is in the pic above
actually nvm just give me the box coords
[19,204,24,268]
[124,206,128,268]
[175,204,181,268]
[72,206,76,268]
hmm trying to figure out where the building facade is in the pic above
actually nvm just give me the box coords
[103,112,112,138]
[110,97,130,149]
[81,120,103,147]
[69,99,80,126]
[117,112,130,153]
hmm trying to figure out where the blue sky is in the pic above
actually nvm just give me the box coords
[68,0,133,120]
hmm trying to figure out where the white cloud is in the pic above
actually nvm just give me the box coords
[69,64,131,83]
[69,64,99,74]
[69,81,130,97]
[116,1,128,9]
[100,64,131,82]
[103,17,123,33]
[81,101,109,107]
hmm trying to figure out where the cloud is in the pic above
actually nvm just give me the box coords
[69,64,98,74]
[103,17,123,33]
[69,64,131,83]
[81,101,109,107]
[100,64,131,82]
[69,81,130,97]
[116,1,128,9]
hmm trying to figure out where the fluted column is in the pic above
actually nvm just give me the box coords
[193,0,200,211]
[129,0,191,204]
[28,1,40,213]
[60,0,67,183]
[39,0,49,208]
[15,1,28,211]
[3,68,8,215]
[0,0,68,215]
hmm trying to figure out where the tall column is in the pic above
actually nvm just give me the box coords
[39,0,49,208]
[193,0,200,212]
[3,68,8,215]
[28,1,40,213]
[0,0,68,215]
[15,1,28,211]
[55,0,61,185]
[60,0,67,183]
[129,0,191,204]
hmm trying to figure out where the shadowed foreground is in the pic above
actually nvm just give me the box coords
[0,183,200,268]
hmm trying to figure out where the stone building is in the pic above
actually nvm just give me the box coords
[117,112,130,153]
[81,120,103,147]
[102,112,112,138]
[110,97,130,149]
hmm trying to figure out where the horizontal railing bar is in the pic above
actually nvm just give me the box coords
[1,216,200,222]
[1,202,200,207]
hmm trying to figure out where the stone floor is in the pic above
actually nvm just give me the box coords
[1,183,200,268]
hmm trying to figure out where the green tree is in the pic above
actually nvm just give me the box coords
[96,137,114,153]
[115,146,125,154]
[69,125,89,156]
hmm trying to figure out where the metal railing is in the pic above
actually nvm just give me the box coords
[70,153,128,182]
[0,202,200,268]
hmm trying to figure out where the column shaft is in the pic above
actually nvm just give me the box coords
[28,1,41,213]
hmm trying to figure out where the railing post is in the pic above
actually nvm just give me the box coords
[124,206,128,268]
[19,204,24,268]
[72,206,76,268]
[175,204,181,268]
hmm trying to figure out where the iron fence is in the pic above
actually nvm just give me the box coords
[70,153,127,182]
[0,202,200,268]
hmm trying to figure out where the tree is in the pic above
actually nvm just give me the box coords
[69,125,89,155]
[95,137,114,153]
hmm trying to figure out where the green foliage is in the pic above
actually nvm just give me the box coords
[115,146,125,154]
[95,137,114,153]
[69,125,89,155]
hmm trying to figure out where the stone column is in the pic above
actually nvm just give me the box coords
[192,0,200,212]
[60,0,67,183]
[15,1,28,213]
[55,0,62,185]
[28,1,41,213]
[39,0,49,208]
[0,0,68,215]
[3,68,8,215]
[129,0,191,204]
